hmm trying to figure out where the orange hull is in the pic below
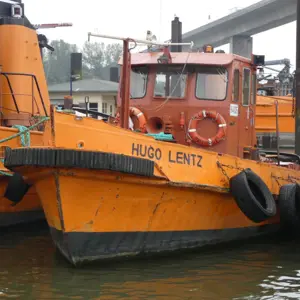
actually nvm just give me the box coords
[6,111,300,266]
[0,127,47,227]
[0,22,52,227]
[27,167,279,266]
[0,178,43,227]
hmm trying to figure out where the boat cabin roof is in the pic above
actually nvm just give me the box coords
[118,52,251,66]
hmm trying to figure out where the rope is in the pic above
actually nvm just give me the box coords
[0,156,11,176]
[12,125,30,147]
[0,116,50,177]
[0,116,50,145]
[0,170,12,177]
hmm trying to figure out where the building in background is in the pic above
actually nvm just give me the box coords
[48,78,119,117]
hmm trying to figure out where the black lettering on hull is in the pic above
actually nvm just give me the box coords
[132,143,202,167]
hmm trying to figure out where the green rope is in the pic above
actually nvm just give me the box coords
[12,125,30,147]
[0,116,50,145]
[0,170,12,177]
[0,158,11,176]
[0,116,50,177]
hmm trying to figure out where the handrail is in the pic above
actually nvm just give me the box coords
[0,72,48,117]
[0,73,19,113]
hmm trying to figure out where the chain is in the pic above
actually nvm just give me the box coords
[216,161,244,181]
[218,162,300,188]
[216,161,230,181]
[271,174,300,184]
[272,175,281,187]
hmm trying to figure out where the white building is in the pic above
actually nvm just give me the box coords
[48,78,119,117]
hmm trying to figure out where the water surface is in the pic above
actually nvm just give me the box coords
[0,222,300,299]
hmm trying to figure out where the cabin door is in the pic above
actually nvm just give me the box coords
[237,67,253,157]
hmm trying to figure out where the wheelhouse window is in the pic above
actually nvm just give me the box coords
[252,73,257,105]
[195,66,228,100]
[242,68,251,106]
[232,69,239,102]
[130,66,148,99]
[154,65,187,98]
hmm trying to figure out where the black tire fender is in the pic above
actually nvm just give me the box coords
[278,183,300,229]
[4,172,31,205]
[229,168,277,223]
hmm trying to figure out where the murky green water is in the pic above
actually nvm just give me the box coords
[1,222,300,299]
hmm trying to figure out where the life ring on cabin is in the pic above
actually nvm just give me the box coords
[187,110,227,147]
[114,107,147,132]
[278,183,300,230]
[229,168,277,223]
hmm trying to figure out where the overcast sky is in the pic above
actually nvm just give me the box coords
[23,0,296,70]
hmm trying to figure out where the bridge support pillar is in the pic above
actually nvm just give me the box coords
[229,35,253,59]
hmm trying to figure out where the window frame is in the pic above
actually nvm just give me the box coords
[251,73,257,105]
[153,65,188,99]
[242,67,251,107]
[89,102,98,111]
[102,102,107,114]
[87,102,98,119]
[232,69,240,102]
[130,65,149,99]
[194,66,228,101]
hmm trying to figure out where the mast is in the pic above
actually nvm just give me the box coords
[296,0,300,154]
[171,16,182,96]
[171,16,182,52]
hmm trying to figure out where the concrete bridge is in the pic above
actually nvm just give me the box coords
[182,0,297,58]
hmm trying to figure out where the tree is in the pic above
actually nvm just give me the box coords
[82,41,106,79]
[43,39,78,85]
[104,43,123,66]
[82,41,122,79]
[43,39,123,84]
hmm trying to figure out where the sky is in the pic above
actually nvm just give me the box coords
[22,0,297,71]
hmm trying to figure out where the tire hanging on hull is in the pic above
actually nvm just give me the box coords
[230,168,277,223]
[4,172,31,205]
[278,183,300,230]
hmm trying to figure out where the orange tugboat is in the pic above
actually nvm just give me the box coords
[5,17,300,265]
[0,1,51,226]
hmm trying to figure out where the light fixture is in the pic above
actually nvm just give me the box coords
[11,4,22,18]
[203,44,214,53]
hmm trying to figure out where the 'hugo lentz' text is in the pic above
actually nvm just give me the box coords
[131,143,202,167]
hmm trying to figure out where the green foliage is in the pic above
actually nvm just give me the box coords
[82,41,106,78]
[43,39,78,85]
[43,39,123,85]
[104,43,123,66]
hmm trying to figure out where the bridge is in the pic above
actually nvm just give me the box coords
[181,0,297,58]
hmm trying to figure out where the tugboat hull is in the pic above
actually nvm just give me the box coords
[50,224,279,266]
[19,163,280,266]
